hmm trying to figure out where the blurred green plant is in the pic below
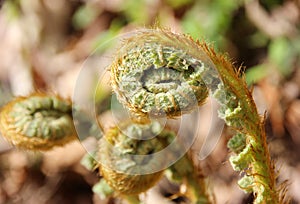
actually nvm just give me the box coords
[268,37,297,76]
[2,0,21,20]
[72,4,101,30]
[181,0,242,48]
[246,36,300,85]
[165,0,193,9]
[121,0,149,25]
[92,19,124,54]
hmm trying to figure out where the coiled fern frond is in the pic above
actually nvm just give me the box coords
[0,93,76,150]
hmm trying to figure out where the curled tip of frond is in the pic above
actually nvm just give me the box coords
[111,29,210,119]
[97,121,175,194]
[0,92,77,151]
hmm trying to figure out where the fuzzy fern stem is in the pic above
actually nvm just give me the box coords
[199,43,279,203]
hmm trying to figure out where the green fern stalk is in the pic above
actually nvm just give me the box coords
[200,43,279,203]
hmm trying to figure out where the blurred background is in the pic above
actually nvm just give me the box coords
[0,0,299,203]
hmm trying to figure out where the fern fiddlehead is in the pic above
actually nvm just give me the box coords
[111,30,209,120]
[97,121,174,195]
[110,29,280,204]
[0,93,77,150]
[96,120,212,203]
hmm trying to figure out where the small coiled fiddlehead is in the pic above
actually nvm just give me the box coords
[97,121,174,195]
[110,29,281,204]
[0,93,77,150]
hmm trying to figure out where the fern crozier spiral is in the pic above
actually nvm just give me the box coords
[0,93,77,150]
[110,29,211,119]
[98,121,175,194]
